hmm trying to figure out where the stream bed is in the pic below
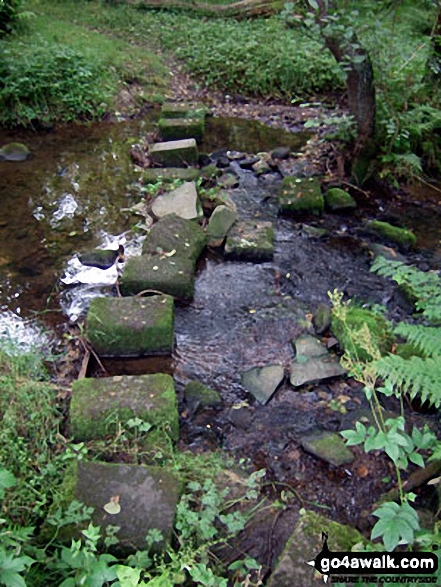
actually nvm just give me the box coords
[1,114,441,556]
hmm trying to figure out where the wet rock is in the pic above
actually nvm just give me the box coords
[70,373,179,443]
[48,461,180,552]
[120,254,196,300]
[225,220,274,262]
[366,220,417,248]
[270,146,291,160]
[311,304,330,335]
[279,177,324,215]
[301,430,354,466]
[151,181,202,220]
[79,247,124,270]
[199,188,236,214]
[141,167,200,184]
[216,156,230,169]
[290,335,346,387]
[367,243,407,262]
[86,295,174,357]
[149,139,198,168]
[142,214,205,265]
[239,156,260,170]
[252,159,272,176]
[158,117,205,144]
[184,380,222,410]
[218,172,240,189]
[227,150,246,161]
[161,101,208,120]
[241,364,284,404]
[268,510,364,587]
[228,405,254,430]
[325,187,357,211]
[301,224,329,239]
[0,142,30,161]
[206,205,238,246]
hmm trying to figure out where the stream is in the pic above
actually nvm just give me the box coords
[1,113,441,547]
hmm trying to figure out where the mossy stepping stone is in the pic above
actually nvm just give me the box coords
[279,177,324,215]
[325,187,356,211]
[49,461,180,552]
[151,181,202,220]
[224,220,274,262]
[206,205,238,246]
[0,142,30,161]
[142,214,206,264]
[300,430,354,466]
[366,220,416,248]
[290,335,346,388]
[141,168,200,184]
[149,139,198,168]
[184,380,222,409]
[70,373,178,443]
[268,511,365,587]
[120,255,196,300]
[86,295,174,357]
[158,117,205,144]
[241,364,284,404]
[161,101,208,119]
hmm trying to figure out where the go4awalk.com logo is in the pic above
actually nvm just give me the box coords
[307,533,438,584]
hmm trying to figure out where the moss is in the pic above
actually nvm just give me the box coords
[70,373,178,443]
[120,255,196,300]
[224,220,274,262]
[367,220,417,248]
[142,214,206,264]
[184,381,222,408]
[158,117,205,143]
[331,306,394,361]
[86,295,174,357]
[279,177,324,215]
[325,187,356,211]
[141,168,200,184]
[161,102,208,119]
[199,164,223,181]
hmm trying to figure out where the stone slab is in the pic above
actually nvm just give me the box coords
[120,255,196,301]
[268,511,365,587]
[290,356,346,388]
[54,461,180,552]
[301,430,355,466]
[151,181,202,220]
[86,295,174,357]
[158,117,205,143]
[70,373,178,443]
[224,220,274,262]
[292,334,328,358]
[241,365,284,404]
[149,139,198,168]
[142,214,206,264]
[206,205,237,246]
[279,177,324,215]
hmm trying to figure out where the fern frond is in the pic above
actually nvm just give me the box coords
[394,323,441,358]
[375,355,441,407]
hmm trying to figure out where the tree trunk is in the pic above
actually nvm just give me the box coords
[127,0,282,19]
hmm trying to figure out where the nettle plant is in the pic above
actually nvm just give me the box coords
[329,256,441,552]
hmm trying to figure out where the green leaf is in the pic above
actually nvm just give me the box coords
[307,0,319,11]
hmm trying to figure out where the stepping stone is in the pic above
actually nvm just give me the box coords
[79,247,123,270]
[300,430,355,466]
[241,365,284,404]
[70,373,179,444]
[51,461,180,552]
[184,380,222,410]
[120,255,196,300]
[142,167,200,184]
[161,102,208,119]
[325,187,356,211]
[290,334,346,387]
[151,181,202,220]
[279,177,324,215]
[366,220,416,248]
[206,205,237,246]
[86,295,174,357]
[224,220,274,262]
[142,214,206,264]
[149,139,198,168]
[158,117,205,143]
[268,510,365,587]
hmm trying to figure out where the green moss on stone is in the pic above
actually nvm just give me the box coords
[367,220,417,248]
[158,118,205,144]
[161,102,208,120]
[184,381,222,408]
[279,177,324,215]
[142,214,206,264]
[141,168,200,184]
[120,255,196,300]
[86,295,174,357]
[224,220,274,262]
[325,187,356,211]
[331,306,394,361]
[70,373,178,443]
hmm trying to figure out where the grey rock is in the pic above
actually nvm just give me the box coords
[270,146,291,160]
[290,355,346,387]
[152,181,201,220]
[300,430,355,466]
[241,364,284,404]
[207,205,237,245]
[292,334,328,358]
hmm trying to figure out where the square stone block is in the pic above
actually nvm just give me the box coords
[149,139,198,168]
[225,220,274,262]
[158,117,205,143]
[279,177,324,215]
[70,373,178,443]
[86,295,174,357]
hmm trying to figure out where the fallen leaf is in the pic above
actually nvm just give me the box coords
[104,495,121,515]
